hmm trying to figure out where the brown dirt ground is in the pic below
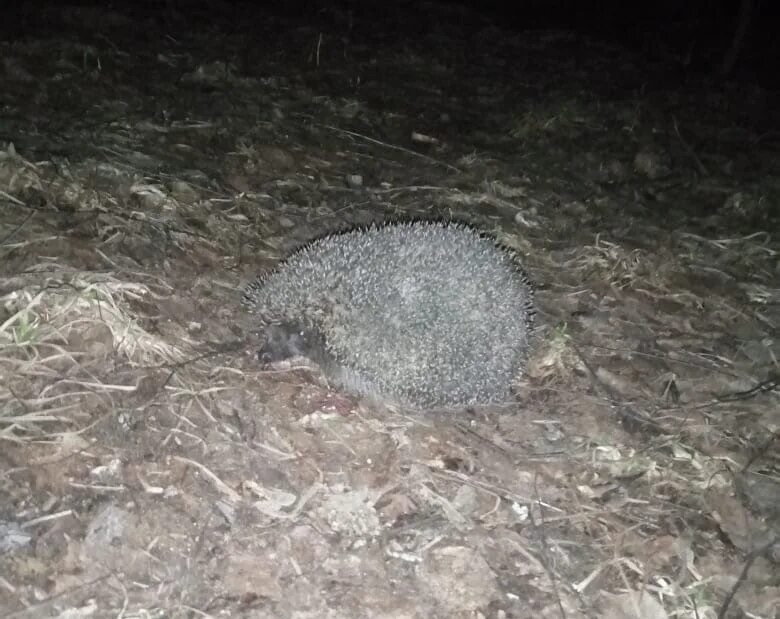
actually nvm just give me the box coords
[1,2,778,618]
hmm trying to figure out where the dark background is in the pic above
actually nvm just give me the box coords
[3,0,777,89]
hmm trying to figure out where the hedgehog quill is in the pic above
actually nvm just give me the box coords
[242,221,535,409]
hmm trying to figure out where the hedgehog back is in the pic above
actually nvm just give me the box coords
[243,221,534,408]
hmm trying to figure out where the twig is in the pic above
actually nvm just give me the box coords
[173,456,241,502]
[717,536,778,619]
[311,120,462,174]
[0,209,35,246]
[673,116,709,177]
[715,377,779,403]
[0,574,112,619]
[569,338,665,434]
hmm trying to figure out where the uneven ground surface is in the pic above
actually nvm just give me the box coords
[1,2,779,618]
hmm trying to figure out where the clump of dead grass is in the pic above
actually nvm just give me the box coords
[0,272,185,442]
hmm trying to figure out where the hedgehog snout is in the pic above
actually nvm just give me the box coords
[258,349,277,363]
[257,323,314,363]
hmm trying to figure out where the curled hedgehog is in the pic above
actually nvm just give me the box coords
[242,220,535,409]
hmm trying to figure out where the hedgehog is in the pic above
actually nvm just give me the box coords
[242,220,535,409]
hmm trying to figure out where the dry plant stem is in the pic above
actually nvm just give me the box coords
[673,117,709,177]
[314,121,462,173]
[173,456,241,502]
[532,472,567,619]
[717,536,779,619]
[0,575,112,619]
[0,209,35,246]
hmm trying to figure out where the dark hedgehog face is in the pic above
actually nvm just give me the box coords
[258,323,319,363]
